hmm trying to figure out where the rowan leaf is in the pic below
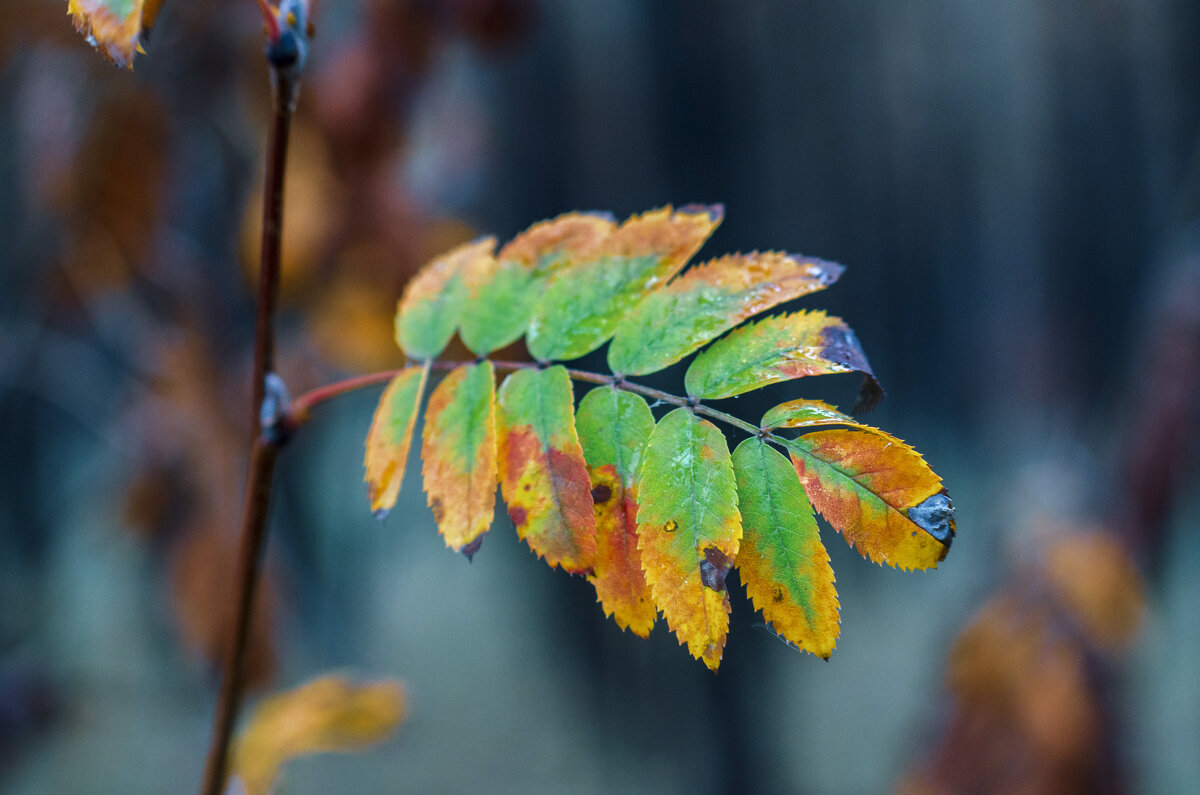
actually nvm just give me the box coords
[459,213,616,355]
[760,398,856,432]
[787,429,954,570]
[732,438,839,658]
[637,407,741,670]
[230,675,405,795]
[421,361,498,558]
[526,205,722,361]
[497,366,597,573]
[363,364,429,517]
[608,251,844,376]
[69,0,165,69]
[685,310,879,401]
[576,386,657,637]
[396,237,495,359]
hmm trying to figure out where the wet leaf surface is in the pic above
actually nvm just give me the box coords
[608,250,844,376]
[732,437,839,657]
[636,407,741,670]
[788,429,953,570]
[576,386,657,637]
[685,310,877,400]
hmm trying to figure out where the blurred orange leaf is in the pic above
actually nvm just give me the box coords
[230,674,406,795]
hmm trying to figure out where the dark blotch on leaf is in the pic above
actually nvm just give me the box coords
[508,505,527,527]
[461,535,485,562]
[591,484,613,504]
[907,492,955,545]
[663,519,678,533]
[700,547,732,591]
[430,498,444,523]
[818,326,882,413]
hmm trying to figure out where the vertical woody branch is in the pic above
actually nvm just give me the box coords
[199,3,309,794]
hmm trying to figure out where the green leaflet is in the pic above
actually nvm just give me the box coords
[528,254,663,361]
[576,387,657,637]
[526,206,721,362]
[396,238,494,358]
[363,364,430,517]
[576,387,655,489]
[685,311,876,400]
[497,366,597,573]
[420,361,498,556]
[732,438,839,658]
[637,407,741,670]
[459,260,538,356]
[459,212,617,355]
[607,251,844,376]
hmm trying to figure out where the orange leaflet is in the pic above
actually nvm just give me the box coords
[576,387,657,637]
[420,362,498,557]
[364,364,429,517]
[788,429,954,570]
[497,366,596,574]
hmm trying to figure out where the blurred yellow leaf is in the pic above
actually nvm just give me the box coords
[230,674,406,795]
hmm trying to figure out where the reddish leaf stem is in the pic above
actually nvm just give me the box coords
[200,67,298,795]
[288,359,768,442]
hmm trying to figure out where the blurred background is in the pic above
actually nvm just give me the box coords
[2,0,1199,792]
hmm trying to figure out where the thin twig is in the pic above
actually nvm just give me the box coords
[199,36,302,795]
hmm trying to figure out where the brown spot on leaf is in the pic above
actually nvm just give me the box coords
[430,498,444,523]
[591,484,613,504]
[772,586,786,603]
[700,547,732,591]
[508,506,527,527]
[663,520,678,533]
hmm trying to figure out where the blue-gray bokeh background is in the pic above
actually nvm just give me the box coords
[2,1,1198,792]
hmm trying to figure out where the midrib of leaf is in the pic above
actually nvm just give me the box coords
[442,364,493,509]
[747,440,818,626]
[531,369,569,524]
[788,439,907,525]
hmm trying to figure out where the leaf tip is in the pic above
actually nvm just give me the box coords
[460,535,485,562]
[907,491,956,547]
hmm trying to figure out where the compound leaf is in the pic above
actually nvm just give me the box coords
[685,310,879,401]
[460,213,616,355]
[576,386,657,637]
[637,407,741,670]
[788,429,954,570]
[396,237,495,359]
[497,366,596,573]
[608,251,844,376]
[732,438,839,658]
[231,675,405,795]
[421,361,497,557]
[527,205,722,361]
[69,0,165,69]
[364,364,429,517]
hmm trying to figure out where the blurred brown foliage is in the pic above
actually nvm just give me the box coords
[900,529,1144,795]
[2,0,534,698]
